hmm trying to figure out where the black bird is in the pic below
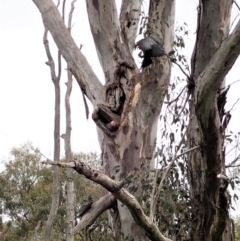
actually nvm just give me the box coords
[76,195,93,219]
[135,32,166,68]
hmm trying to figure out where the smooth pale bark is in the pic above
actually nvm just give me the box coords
[32,0,103,106]
[120,0,143,52]
[85,0,175,240]
[44,84,60,241]
[43,29,61,241]
[32,0,240,241]
[63,4,76,240]
[33,0,175,240]
[63,70,74,241]
[188,1,233,241]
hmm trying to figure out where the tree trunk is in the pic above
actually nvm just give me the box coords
[188,1,232,241]
[64,70,75,241]
[44,82,61,241]
[43,29,61,241]
[31,0,240,240]
[86,0,175,240]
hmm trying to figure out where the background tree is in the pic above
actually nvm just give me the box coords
[0,144,112,241]
[22,0,240,241]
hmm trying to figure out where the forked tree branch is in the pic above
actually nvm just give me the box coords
[32,0,104,106]
[196,19,240,108]
[61,1,76,239]
[148,0,175,52]
[42,159,172,241]
[43,29,61,83]
[71,194,116,235]
[42,3,61,239]
[120,0,143,52]
[86,0,135,83]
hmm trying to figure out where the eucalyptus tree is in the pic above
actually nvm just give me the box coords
[30,0,240,241]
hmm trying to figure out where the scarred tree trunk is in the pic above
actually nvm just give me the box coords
[31,0,240,240]
[188,1,233,241]
[86,1,175,240]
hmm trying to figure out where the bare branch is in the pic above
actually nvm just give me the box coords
[62,0,67,23]
[61,2,76,239]
[172,60,191,80]
[120,0,143,52]
[176,146,199,159]
[220,78,240,90]
[86,0,135,82]
[42,159,172,241]
[42,159,75,167]
[71,194,116,235]
[196,19,240,107]
[150,128,187,221]
[234,0,240,11]
[228,98,240,112]
[225,154,240,168]
[43,4,61,238]
[43,30,59,82]
[32,0,104,106]
[67,0,77,32]
[165,86,187,105]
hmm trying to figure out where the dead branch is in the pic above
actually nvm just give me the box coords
[196,19,240,107]
[234,0,240,11]
[150,128,188,221]
[43,21,61,241]
[32,0,104,106]
[42,159,172,241]
[172,59,191,81]
[165,86,187,105]
[71,194,116,235]
[43,30,61,83]
[61,1,76,240]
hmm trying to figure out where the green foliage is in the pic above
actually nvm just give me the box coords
[235,216,240,241]
[0,143,112,241]
[0,143,52,240]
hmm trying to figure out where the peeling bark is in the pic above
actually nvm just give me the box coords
[31,0,240,241]
[33,0,175,240]
[188,1,233,241]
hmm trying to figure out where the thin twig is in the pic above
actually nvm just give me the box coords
[68,0,77,32]
[225,154,240,168]
[234,0,240,11]
[149,151,160,222]
[62,0,67,23]
[150,129,197,221]
[165,86,187,105]
[174,92,190,121]
[42,159,76,168]
[228,98,240,113]
[171,59,191,80]
[175,145,199,159]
